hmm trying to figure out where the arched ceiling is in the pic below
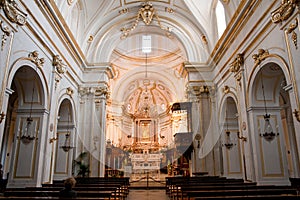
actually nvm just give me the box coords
[53,0,240,116]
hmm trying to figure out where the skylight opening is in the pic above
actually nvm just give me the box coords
[142,35,152,53]
[216,1,226,38]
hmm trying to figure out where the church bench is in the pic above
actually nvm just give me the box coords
[3,189,117,199]
[185,187,298,200]
[192,195,300,200]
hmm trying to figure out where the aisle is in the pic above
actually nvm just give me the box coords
[127,189,169,200]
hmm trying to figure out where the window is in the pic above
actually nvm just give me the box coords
[142,35,152,53]
[216,0,226,38]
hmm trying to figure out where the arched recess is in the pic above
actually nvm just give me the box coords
[248,62,298,184]
[219,95,243,179]
[2,66,47,187]
[53,98,76,180]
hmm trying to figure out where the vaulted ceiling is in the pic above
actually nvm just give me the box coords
[53,0,241,115]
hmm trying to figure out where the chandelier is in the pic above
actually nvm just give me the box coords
[222,100,235,150]
[120,2,171,39]
[259,70,279,142]
[20,87,36,144]
[60,108,74,152]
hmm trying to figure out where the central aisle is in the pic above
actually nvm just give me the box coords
[127,189,169,200]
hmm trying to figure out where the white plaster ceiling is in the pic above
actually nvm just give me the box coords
[54,0,240,114]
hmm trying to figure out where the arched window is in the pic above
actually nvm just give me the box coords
[216,0,226,38]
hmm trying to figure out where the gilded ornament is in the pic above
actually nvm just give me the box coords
[252,49,269,66]
[66,87,74,96]
[271,0,298,23]
[119,8,128,14]
[0,20,11,51]
[201,35,208,45]
[0,0,27,25]
[28,50,45,68]
[165,7,174,13]
[95,87,110,99]
[223,86,230,94]
[121,2,171,39]
[287,18,298,49]
[294,109,300,122]
[53,55,67,74]
[230,53,244,73]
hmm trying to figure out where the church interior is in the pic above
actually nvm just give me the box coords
[0,0,300,199]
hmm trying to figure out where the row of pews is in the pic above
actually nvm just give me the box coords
[1,177,130,200]
[166,175,299,200]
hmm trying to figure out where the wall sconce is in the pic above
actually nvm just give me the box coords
[259,71,279,142]
[0,112,5,123]
[20,87,36,144]
[49,137,58,143]
[237,132,247,142]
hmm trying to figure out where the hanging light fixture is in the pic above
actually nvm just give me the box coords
[222,100,235,150]
[20,86,36,144]
[259,70,279,142]
[60,108,74,152]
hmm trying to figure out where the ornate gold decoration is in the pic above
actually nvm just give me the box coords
[165,7,174,13]
[119,8,129,14]
[236,72,242,82]
[271,0,298,24]
[186,85,211,100]
[252,49,269,66]
[120,2,171,39]
[0,0,27,25]
[230,53,244,73]
[54,74,61,90]
[53,55,67,74]
[223,85,230,94]
[88,35,93,42]
[0,111,5,123]
[95,87,110,99]
[66,87,74,96]
[287,18,298,49]
[0,20,11,51]
[293,109,300,122]
[201,35,208,45]
[28,51,45,68]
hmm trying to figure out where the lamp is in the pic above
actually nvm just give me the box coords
[60,109,74,152]
[20,87,36,144]
[222,100,235,150]
[259,70,279,142]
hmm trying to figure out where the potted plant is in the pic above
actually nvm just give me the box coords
[73,152,90,178]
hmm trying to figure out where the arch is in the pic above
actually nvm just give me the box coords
[53,96,77,180]
[247,55,291,108]
[6,58,50,110]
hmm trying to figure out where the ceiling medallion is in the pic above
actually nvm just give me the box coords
[120,1,172,39]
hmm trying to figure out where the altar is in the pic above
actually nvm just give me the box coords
[130,151,163,180]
